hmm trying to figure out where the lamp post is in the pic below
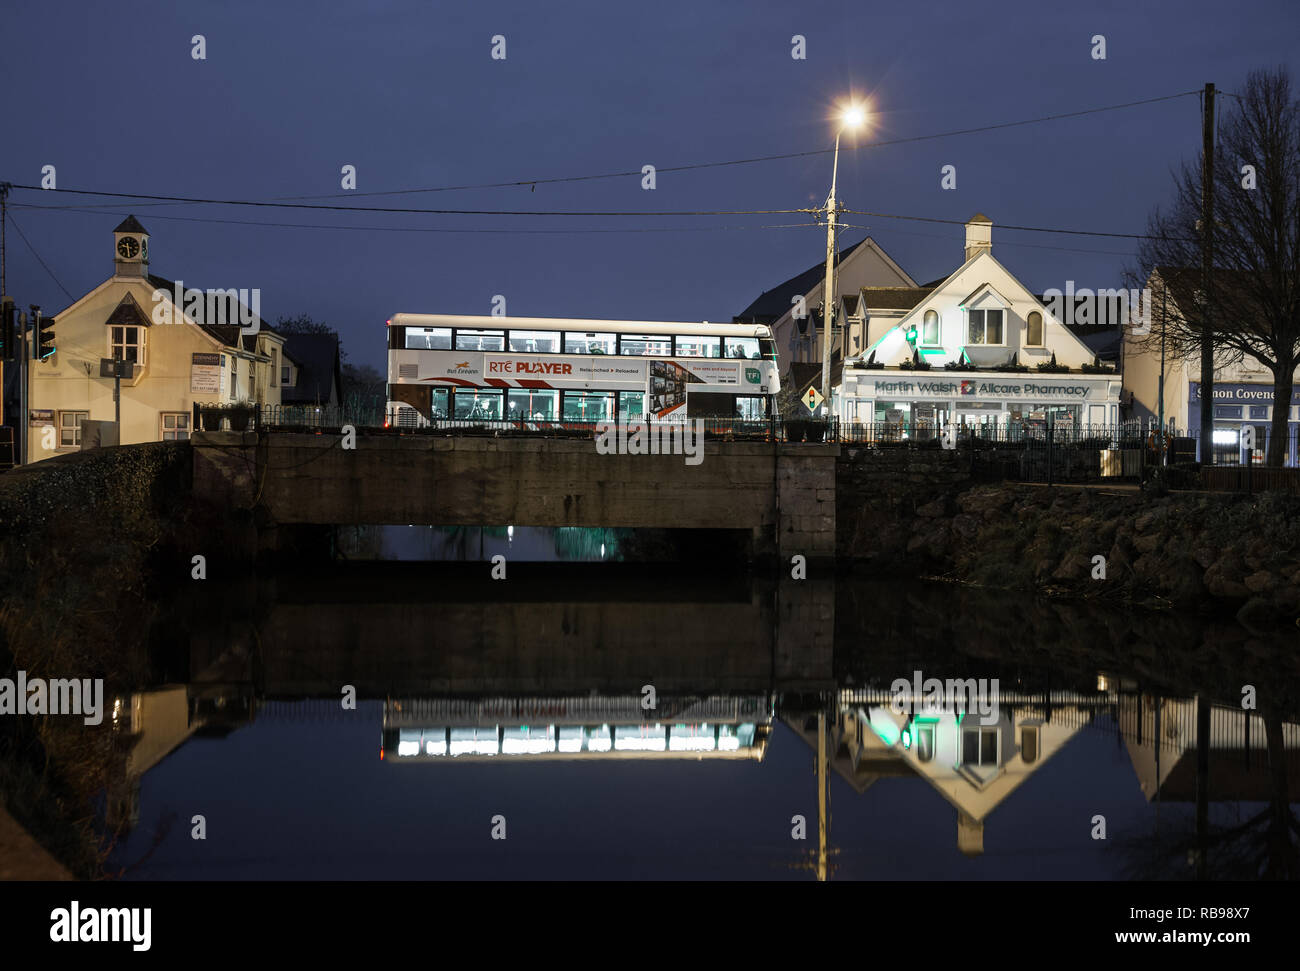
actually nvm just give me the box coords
[820,104,867,419]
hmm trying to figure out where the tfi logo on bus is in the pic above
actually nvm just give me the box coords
[595,421,705,466]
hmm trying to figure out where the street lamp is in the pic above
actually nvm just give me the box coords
[820,103,867,420]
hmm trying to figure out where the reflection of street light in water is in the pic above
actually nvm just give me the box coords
[508,525,514,543]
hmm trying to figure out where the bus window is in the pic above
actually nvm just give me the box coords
[759,337,777,360]
[725,337,761,359]
[508,388,558,420]
[453,389,503,419]
[454,329,505,351]
[618,334,673,356]
[564,332,616,355]
[405,326,452,350]
[674,336,721,358]
[736,396,766,419]
[431,388,450,419]
[508,330,561,353]
[563,390,615,421]
[618,392,645,420]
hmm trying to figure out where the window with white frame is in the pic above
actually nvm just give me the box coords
[1026,311,1044,346]
[109,325,144,364]
[922,310,940,345]
[59,410,88,448]
[967,309,1004,345]
[962,728,998,766]
[281,365,291,386]
[161,412,190,441]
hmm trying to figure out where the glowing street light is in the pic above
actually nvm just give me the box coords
[820,101,869,419]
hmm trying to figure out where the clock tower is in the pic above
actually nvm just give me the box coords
[112,215,150,279]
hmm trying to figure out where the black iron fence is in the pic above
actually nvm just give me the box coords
[210,405,1300,491]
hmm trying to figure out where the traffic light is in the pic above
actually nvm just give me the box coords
[0,298,14,362]
[35,313,56,360]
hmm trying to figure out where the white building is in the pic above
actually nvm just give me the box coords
[839,215,1121,435]
[25,217,286,462]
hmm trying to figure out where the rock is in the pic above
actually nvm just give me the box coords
[1203,554,1250,600]
[1244,571,1276,594]
[951,514,981,541]
[1192,547,1217,569]
[1133,533,1162,555]
[1134,512,1156,533]
[1236,596,1278,628]
[916,499,946,518]
[1051,551,1091,582]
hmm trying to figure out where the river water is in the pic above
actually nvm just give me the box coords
[100,533,1300,880]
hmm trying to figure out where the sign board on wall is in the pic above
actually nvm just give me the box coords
[190,352,223,394]
[28,409,53,427]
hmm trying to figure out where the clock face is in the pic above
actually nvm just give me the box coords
[117,237,139,259]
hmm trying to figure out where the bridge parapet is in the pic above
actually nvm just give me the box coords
[191,431,837,561]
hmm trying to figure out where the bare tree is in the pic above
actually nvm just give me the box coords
[1131,68,1300,466]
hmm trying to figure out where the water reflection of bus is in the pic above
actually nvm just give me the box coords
[385,315,780,427]
[381,695,774,762]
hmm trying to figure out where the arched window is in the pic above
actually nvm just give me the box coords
[1026,311,1044,347]
[1020,727,1039,763]
[922,309,940,345]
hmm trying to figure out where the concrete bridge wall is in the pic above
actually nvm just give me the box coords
[191,431,838,559]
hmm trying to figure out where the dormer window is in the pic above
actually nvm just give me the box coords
[109,325,144,365]
[922,309,940,345]
[1026,311,1044,346]
[967,309,1003,345]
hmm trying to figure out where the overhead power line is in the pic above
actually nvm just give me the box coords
[6,212,75,301]
[0,88,1201,214]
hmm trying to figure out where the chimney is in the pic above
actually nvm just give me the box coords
[964,213,992,262]
[958,812,985,857]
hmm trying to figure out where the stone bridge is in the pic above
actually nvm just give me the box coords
[191,431,838,561]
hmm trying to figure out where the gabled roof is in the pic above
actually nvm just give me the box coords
[735,239,871,322]
[860,286,937,311]
[105,292,151,329]
[1152,265,1258,317]
[958,282,1011,308]
[147,273,275,353]
[280,333,342,405]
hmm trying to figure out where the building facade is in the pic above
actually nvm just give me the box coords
[839,215,1121,434]
[1121,267,1300,465]
[25,217,285,462]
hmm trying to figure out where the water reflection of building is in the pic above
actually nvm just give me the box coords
[785,688,1107,857]
[381,695,773,762]
[1118,694,1300,802]
[106,684,257,832]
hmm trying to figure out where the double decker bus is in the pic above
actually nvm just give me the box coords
[386,314,780,427]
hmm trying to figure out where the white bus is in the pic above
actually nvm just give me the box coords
[385,314,781,427]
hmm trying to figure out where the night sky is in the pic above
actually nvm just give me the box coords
[3,0,1299,374]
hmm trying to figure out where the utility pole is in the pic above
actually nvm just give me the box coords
[18,310,27,465]
[1199,83,1216,465]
